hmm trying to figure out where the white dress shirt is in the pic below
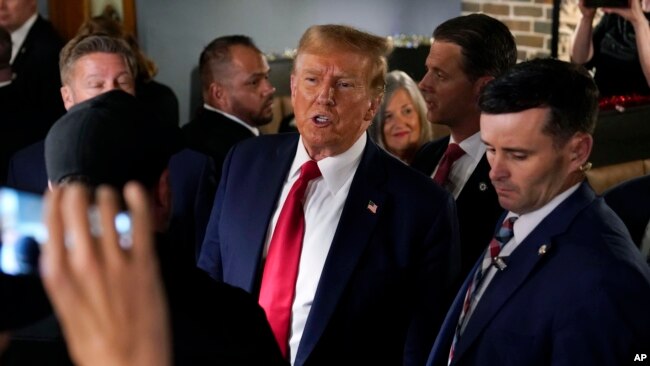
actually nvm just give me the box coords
[432,132,485,199]
[461,183,581,333]
[263,133,366,364]
[10,13,37,64]
[203,103,260,136]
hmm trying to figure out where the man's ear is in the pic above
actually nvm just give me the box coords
[473,75,494,99]
[152,168,172,232]
[60,86,74,111]
[363,93,383,121]
[567,132,593,173]
[290,73,297,101]
[208,82,226,108]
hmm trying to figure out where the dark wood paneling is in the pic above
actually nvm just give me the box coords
[47,0,90,41]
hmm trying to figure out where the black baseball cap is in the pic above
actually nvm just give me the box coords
[45,90,182,189]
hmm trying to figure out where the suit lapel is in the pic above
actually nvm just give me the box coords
[12,16,42,67]
[458,155,492,201]
[427,263,477,366]
[295,139,388,364]
[453,182,595,361]
[231,136,298,292]
[418,136,449,176]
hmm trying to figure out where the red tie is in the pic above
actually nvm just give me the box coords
[433,143,465,186]
[258,160,322,358]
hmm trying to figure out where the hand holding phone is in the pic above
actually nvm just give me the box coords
[41,183,171,366]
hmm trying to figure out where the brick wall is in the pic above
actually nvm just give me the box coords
[461,0,586,61]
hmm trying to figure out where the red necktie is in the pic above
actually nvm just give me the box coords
[258,160,322,358]
[433,143,465,186]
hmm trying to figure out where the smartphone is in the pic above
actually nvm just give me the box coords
[584,0,628,7]
[0,187,132,276]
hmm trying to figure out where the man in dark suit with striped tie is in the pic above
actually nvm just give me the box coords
[427,58,650,366]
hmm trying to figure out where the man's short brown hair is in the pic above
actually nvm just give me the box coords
[59,34,137,85]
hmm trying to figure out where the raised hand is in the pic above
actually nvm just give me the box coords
[41,183,172,366]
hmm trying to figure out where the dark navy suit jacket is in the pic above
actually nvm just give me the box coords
[603,174,650,249]
[412,136,504,282]
[182,106,256,187]
[5,140,48,194]
[427,182,650,366]
[199,133,460,366]
[11,15,65,135]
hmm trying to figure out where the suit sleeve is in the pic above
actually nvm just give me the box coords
[197,146,236,281]
[550,270,650,365]
[193,154,218,260]
[404,192,461,366]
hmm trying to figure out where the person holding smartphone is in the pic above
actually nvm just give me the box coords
[571,0,650,97]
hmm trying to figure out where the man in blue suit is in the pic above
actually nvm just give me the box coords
[199,24,460,366]
[427,58,650,366]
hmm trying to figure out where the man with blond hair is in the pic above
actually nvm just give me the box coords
[199,24,459,365]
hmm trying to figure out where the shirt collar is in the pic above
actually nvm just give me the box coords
[290,133,366,196]
[509,183,581,244]
[10,13,37,64]
[450,131,485,163]
[203,103,260,136]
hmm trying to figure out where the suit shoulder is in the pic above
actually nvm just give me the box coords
[379,148,453,204]
[28,16,63,48]
[411,136,449,172]
[560,198,646,268]
[603,174,650,204]
[10,140,44,163]
[232,133,298,153]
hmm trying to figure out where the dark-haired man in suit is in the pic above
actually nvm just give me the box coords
[199,24,459,366]
[412,14,516,281]
[427,58,650,366]
[182,35,275,184]
[182,35,275,256]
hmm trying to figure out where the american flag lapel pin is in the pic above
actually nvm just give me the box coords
[367,200,378,214]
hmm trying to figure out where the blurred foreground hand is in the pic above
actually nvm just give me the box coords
[41,183,171,366]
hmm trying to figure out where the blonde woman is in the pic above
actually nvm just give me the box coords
[372,70,434,164]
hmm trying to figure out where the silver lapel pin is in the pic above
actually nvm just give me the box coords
[538,244,548,256]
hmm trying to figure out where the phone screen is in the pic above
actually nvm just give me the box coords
[0,187,132,276]
[0,188,46,275]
